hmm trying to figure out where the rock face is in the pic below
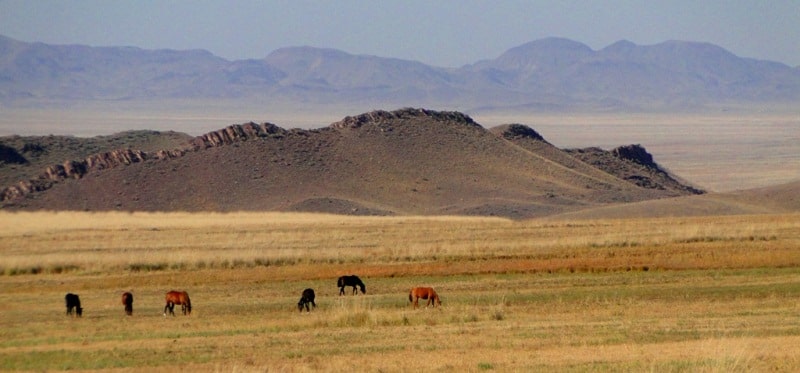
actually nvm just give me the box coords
[565,146,704,195]
[612,144,658,170]
[191,122,286,148]
[0,148,186,201]
[0,144,27,165]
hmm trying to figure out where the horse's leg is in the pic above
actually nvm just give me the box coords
[339,286,344,296]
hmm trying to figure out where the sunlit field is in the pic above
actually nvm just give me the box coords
[2,211,800,371]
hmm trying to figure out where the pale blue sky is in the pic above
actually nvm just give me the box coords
[1,0,798,67]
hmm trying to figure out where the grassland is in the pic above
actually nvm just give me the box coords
[2,211,800,371]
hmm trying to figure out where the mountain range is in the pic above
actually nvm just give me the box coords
[2,35,799,112]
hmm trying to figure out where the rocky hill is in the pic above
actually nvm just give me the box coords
[0,108,703,218]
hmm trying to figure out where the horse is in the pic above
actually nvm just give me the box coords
[409,287,441,309]
[121,292,133,316]
[337,275,366,295]
[297,288,317,312]
[65,293,82,317]
[164,290,192,316]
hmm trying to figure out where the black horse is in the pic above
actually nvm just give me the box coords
[297,288,316,312]
[65,293,82,317]
[337,275,366,295]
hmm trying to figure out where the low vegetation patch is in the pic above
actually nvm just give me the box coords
[1,211,799,370]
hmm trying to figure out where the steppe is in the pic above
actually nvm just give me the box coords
[2,211,800,371]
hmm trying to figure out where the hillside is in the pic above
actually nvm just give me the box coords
[2,35,799,112]
[0,131,192,188]
[0,109,703,218]
[544,180,800,220]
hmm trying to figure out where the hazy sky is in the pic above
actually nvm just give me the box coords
[1,0,798,67]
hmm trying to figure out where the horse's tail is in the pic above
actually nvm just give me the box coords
[337,277,344,287]
[408,290,413,303]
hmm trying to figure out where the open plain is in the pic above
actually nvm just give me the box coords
[2,211,800,371]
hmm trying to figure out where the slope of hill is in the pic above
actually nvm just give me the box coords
[2,35,799,111]
[0,109,703,218]
[544,180,800,221]
[0,131,192,188]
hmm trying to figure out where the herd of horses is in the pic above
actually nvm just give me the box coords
[65,275,442,317]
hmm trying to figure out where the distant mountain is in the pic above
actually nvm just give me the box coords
[1,34,799,111]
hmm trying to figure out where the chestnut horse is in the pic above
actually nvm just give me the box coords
[337,275,366,295]
[121,292,133,316]
[409,287,441,308]
[297,288,316,312]
[163,290,191,316]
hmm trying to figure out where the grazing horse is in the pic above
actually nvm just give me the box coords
[163,290,191,316]
[409,287,441,309]
[336,275,367,295]
[297,288,317,312]
[337,275,366,295]
[121,292,134,316]
[65,293,82,317]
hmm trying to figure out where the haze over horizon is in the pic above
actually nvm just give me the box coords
[1,0,798,67]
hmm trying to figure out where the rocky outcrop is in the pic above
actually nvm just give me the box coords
[612,144,658,170]
[191,122,286,148]
[0,144,28,165]
[495,123,549,143]
[566,145,704,195]
[1,122,288,203]
[1,148,186,202]
[330,108,481,129]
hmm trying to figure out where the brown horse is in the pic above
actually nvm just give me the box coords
[121,292,133,316]
[164,290,191,316]
[409,287,441,309]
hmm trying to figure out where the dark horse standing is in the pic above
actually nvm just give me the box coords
[337,275,366,295]
[164,290,192,316]
[121,292,134,316]
[65,293,82,317]
[297,288,316,312]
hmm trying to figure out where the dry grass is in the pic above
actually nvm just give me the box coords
[2,211,798,276]
[2,211,800,371]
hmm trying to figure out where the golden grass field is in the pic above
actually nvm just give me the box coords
[2,211,800,371]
